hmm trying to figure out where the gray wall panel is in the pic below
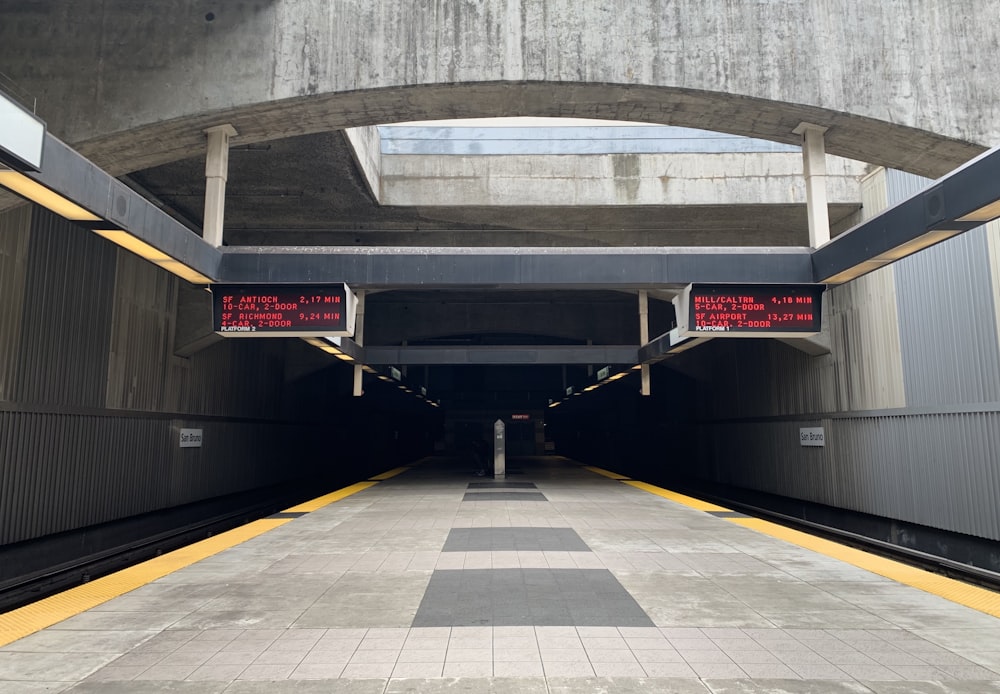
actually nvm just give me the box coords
[889,169,1000,405]
[15,209,117,407]
[0,411,167,543]
[685,167,1000,542]
[0,204,323,546]
[699,411,1000,540]
[0,205,31,402]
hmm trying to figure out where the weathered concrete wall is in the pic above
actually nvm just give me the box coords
[0,0,996,177]
[377,152,868,207]
[344,126,383,202]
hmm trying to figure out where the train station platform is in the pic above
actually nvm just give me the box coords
[2,456,1000,693]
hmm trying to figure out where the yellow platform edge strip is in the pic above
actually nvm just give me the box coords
[584,466,631,480]
[623,480,731,512]
[729,517,1000,619]
[0,480,380,647]
[627,480,1000,618]
[369,466,410,481]
[282,481,377,512]
[0,518,291,647]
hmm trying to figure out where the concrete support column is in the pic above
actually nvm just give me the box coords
[793,122,831,248]
[203,124,237,248]
[639,291,650,396]
[493,419,506,480]
[353,291,366,397]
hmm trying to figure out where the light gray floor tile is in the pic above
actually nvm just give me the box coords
[6,457,1000,693]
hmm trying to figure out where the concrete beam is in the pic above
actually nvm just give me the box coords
[813,145,1000,284]
[5,133,221,282]
[363,345,639,365]
[216,246,817,289]
[376,151,867,208]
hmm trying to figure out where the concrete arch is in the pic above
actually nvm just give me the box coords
[2,0,998,178]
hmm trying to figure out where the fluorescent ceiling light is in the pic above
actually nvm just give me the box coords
[822,260,887,284]
[0,170,100,221]
[93,229,213,284]
[873,230,962,262]
[956,200,1000,223]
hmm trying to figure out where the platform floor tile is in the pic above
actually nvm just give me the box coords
[442,527,590,552]
[461,492,548,501]
[412,569,654,627]
[467,482,538,489]
[2,457,1000,693]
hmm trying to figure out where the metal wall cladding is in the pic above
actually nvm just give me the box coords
[687,167,1000,541]
[105,251,285,418]
[0,205,313,545]
[166,419,296,505]
[0,205,31,402]
[700,410,1000,541]
[13,209,117,407]
[0,411,170,544]
[690,339,835,419]
[889,169,1000,406]
[105,251,177,412]
[0,410,303,545]
[825,266,906,411]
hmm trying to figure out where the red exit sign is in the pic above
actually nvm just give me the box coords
[511,414,531,421]
[677,284,824,338]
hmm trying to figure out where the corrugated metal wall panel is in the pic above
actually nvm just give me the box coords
[106,251,177,411]
[987,219,1000,356]
[0,411,167,543]
[888,169,1000,405]
[687,165,1000,542]
[0,409,312,546]
[1,203,323,546]
[826,265,906,411]
[0,205,31,402]
[700,411,1000,540]
[14,209,116,406]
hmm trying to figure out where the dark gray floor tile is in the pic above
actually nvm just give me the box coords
[462,492,548,501]
[468,481,538,489]
[443,527,590,552]
[412,569,654,627]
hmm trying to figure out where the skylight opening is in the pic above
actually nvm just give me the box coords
[378,117,800,156]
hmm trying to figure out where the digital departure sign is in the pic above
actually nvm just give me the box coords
[674,284,824,338]
[212,284,358,337]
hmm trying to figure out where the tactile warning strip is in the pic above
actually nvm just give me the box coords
[730,517,1000,619]
[282,481,377,512]
[583,466,631,480]
[369,466,410,481]
[0,475,387,647]
[0,519,291,647]
[603,471,1000,620]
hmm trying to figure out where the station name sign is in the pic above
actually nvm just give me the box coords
[213,284,358,337]
[674,283,824,338]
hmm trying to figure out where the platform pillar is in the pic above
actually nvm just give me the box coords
[353,291,366,396]
[202,124,237,248]
[793,122,831,248]
[493,419,506,479]
[639,290,650,396]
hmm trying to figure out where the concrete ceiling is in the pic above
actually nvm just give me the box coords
[128,130,861,248]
